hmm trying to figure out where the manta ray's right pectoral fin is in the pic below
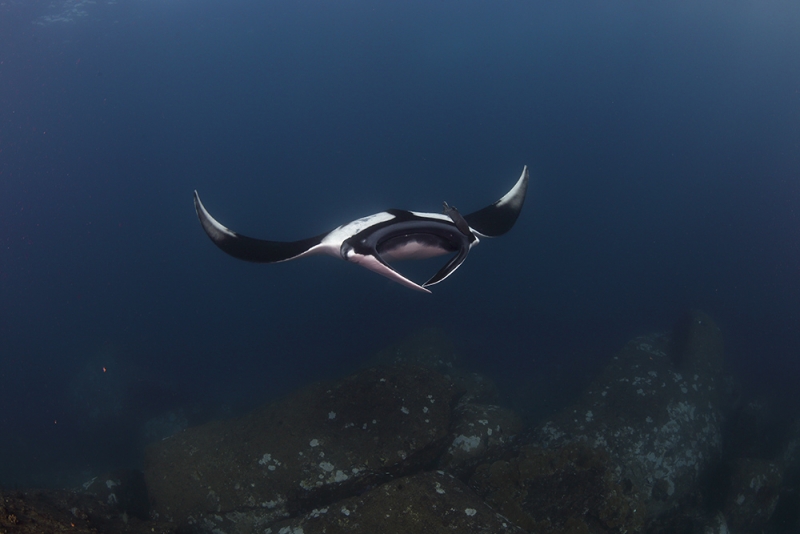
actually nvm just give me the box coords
[194,191,328,263]
[464,166,529,238]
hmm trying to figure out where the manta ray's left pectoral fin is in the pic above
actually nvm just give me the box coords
[194,191,329,263]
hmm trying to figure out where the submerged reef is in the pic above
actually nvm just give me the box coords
[144,365,460,529]
[2,312,798,533]
[470,311,726,534]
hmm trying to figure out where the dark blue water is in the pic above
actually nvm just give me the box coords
[1,0,798,487]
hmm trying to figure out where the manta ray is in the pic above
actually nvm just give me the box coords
[193,166,529,293]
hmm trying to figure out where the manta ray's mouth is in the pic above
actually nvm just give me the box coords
[377,236,457,262]
[382,251,459,284]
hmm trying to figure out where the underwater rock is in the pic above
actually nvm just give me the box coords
[770,418,800,532]
[648,399,800,532]
[644,508,731,534]
[367,327,459,372]
[701,398,800,532]
[533,333,723,515]
[723,458,782,533]
[509,313,726,521]
[144,365,457,532]
[437,403,523,478]
[141,409,189,445]
[81,469,150,520]
[366,328,500,405]
[448,370,502,406]
[0,487,171,533]
[669,310,725,379]
[266,470,526,534]
[783,418,800,469]
[469,443,646,533]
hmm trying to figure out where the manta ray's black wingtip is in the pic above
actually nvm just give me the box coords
[193,190,327,264]
[193,190,233,243]
[464,166,529,238]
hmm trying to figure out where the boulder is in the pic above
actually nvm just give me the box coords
[81,469,150,520]
[368,327,459,372]
[474,311,726,530]
[144,365,458,531]
[528,316,725,518]
[448,371,502,406]
[438,403,523,478]
[0,488,170,533]
[267,470,526,534]
[723,458,782,533]
[367,327,500,405]
[470,442,646,533]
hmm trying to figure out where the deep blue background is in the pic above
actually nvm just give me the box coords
[1,0,799,487]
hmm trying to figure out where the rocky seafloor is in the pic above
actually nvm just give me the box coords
[2,311,799,533]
